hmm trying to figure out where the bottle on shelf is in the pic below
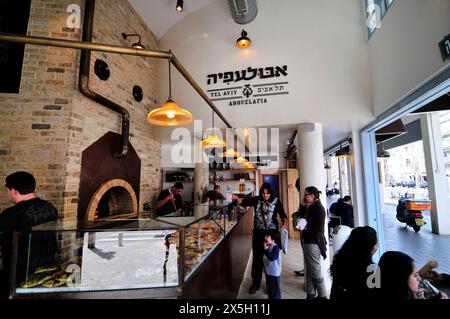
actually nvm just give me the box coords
[239,178,246,192]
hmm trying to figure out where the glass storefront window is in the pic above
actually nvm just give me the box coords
[364,0,396,38]
[439,111,450,193]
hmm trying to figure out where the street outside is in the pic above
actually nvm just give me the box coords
[381,202,450,274]
[327,194,450,274]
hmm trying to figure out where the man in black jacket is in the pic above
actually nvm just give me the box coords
[0,171,58,298]
[334,195,354,228]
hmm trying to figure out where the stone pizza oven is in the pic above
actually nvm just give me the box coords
[78,131,141,221]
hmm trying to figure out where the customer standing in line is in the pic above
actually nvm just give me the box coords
[263,229,282,299]
[234,183,287,294]
[298,186,328,299]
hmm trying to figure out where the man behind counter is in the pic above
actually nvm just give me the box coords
[203,184,226,203]
[155,182,185,216]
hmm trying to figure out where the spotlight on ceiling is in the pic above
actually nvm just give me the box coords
[176,0,184,12]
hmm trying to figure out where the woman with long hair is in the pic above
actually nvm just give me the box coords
[330,226,379,299]
[299,186,327,299]
[235,183,287,294]
[377,251,421,299]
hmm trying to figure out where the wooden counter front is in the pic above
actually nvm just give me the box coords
[181,208,253,299]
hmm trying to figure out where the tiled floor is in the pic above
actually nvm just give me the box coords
[237,239,307,299]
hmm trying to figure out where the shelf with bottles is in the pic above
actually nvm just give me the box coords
[163,169,194,183]
[209,169,257,172]
[209,179,255,182]
[209,170,256,183]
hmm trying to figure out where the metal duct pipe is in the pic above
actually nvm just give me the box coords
[80,0,129,158]
[227,0,258,25]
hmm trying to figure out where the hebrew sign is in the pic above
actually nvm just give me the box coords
[206,65,289,107]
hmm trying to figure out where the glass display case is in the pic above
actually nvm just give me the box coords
[8,206,242,299]
[156,202,240,281]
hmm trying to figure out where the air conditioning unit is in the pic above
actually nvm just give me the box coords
[228,0,258,24]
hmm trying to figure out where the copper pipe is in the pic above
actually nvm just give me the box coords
[0,32,171,59]
[170,55,232,128]
[0,32,232,128]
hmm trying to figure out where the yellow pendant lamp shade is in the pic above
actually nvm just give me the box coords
[200,133,226,148]
[200,109,226,148]
[148,57,193,126]
[233,156,246,163]
[220,148,240,158]
[147,98,193,126]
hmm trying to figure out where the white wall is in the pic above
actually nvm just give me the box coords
[158,0,372,130]
[368,0,450,116]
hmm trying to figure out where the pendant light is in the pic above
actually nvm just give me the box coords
[220,148,240,158]
[335,144,350,158]
[236,29,251,49]
[147,58,193,126]
[200,109,226,148]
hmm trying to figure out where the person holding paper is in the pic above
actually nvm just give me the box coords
[298,186,328,299]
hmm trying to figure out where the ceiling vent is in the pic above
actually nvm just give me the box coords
[228,0,258,24]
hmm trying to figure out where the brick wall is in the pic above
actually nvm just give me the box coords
[0,0,162,219]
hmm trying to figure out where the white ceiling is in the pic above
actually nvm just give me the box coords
[129,0,216,39]
[130,0,364,152]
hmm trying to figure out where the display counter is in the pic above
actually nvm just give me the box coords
[8,205,252,299]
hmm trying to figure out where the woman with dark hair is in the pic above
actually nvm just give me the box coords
[299,186,328,299]
[377,251,448,299]
[330,226,379,299]
[234,183,287,294]
[377,251,421,299]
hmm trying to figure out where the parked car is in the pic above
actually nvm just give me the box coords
[397,181,408,187]
[420,181,428,188]
[388,179,398,187]
[406,181,416,188]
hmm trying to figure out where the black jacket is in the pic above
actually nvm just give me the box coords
[334,202,354,228]
[0,198,58,283]
[299,201,327,259]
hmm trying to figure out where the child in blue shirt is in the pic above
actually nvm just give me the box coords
[263,229,282,299]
